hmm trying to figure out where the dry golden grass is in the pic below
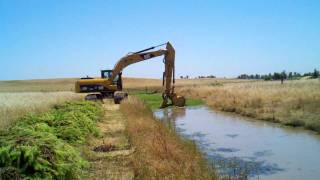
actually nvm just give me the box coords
[0,77,252,92]
[120,97,217,179]
[0,77,235,132]
[0,92,84,130]
[0,78,77,92]
[124,77,253,93]
[177,79,320,132]
[0,77,163,92]
[2,77,318,132]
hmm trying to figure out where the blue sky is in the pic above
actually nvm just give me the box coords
[0,0,319,80]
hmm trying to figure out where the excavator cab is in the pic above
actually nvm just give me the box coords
[101,70,113,79]
[100,70,126,104]
[101,70,123,90]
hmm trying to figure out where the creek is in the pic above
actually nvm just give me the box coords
[155,106,320,179]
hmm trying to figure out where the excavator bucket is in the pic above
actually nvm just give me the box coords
[160,93,186,108]
[172,94,186,107]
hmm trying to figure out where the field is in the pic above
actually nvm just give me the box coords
[0,77,234,130]
[1,77,319,179]
[0,92,83,130]
[0,78,77,92]
[0,78,220,179]
[1,77,319,132]
[0,77,248,92]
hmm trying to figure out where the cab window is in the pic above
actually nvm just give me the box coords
[103,71,112,78]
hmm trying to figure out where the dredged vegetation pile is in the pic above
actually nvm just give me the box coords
[0,101,103,179]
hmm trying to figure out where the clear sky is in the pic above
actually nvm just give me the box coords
[0,0,319,80]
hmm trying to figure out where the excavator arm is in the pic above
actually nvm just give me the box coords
[111,42,185,108]
[110,50,167,81]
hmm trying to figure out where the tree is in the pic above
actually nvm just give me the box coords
[288,72,293,79]
[293,72,301,78]
[273,72,281,80]
[313,69,319,78]
[281,71,287,79]
[264,75,272,80]
[238,74,249,79]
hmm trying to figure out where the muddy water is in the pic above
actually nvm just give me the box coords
[154,106,320,180]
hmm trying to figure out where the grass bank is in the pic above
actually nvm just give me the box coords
[0,101,103,179]
[120,97,217,179]
[178,79,320,132]
[133,92,204,110]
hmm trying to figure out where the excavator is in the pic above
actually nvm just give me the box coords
[75,42,185,108]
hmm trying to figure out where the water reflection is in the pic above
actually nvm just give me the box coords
[154,106,320,180]
[154,107,186,131]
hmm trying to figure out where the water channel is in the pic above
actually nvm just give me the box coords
[154,106,320,180]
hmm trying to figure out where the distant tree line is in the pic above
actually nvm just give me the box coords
[197,75,216,79]
[180,75,216,79]
[180,75,189,79]
[237,69,319,80]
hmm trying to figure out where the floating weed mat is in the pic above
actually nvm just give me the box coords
[0,101,103,179]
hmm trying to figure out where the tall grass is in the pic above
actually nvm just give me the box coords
[178,79,320,132]
[0,92,84,130]
[120,97,217,179]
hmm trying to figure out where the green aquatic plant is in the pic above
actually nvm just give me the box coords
[134,92,204,110]
[0,101,103,179]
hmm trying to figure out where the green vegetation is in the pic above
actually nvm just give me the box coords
[133,92,204,110]
[0,101,103,179]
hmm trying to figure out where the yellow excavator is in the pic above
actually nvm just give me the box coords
[75,42,185,108]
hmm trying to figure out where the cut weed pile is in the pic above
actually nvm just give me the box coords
[0,101,103,179]
[120,97,217,179]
